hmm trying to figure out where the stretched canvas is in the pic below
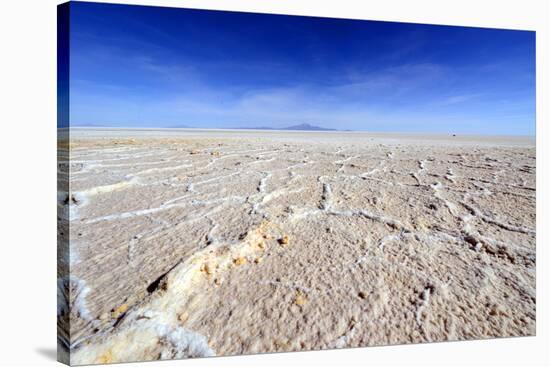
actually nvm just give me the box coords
[57,1,536,365]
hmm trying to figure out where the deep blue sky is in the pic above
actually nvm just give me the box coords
[67,1,535,135]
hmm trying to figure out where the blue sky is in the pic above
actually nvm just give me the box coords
[66,2,535,135]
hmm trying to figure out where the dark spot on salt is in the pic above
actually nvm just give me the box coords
[464,235,478,247]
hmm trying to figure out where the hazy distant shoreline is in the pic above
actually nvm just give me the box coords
[65,127,535,147]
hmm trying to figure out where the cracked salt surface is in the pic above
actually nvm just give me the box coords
[58,129,536,364]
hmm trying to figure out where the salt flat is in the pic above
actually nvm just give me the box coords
[58,128,536,364]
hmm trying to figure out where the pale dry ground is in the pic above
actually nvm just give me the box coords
[57,129,536,365]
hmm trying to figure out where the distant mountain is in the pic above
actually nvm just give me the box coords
[166,124,192,128]
[233,123,337,131]
[283,123,336,131]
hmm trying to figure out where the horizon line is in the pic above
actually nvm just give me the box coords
[63,126,536,138]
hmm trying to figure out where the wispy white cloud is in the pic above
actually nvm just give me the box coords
[437,93,484,106]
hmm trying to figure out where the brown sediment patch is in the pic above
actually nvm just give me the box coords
[233,256,247,266]
[294,292,308,306]
[278,235,290,246]
[110,303,128,319]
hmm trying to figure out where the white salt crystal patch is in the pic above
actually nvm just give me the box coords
[79,178,138,197]
[133,163,192,176]
[258,172,271,193]
[320,182,333,211]
[57,276,92,321]
[328,322,361,349]
[162,325,215,358]
[415,287,432,325]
